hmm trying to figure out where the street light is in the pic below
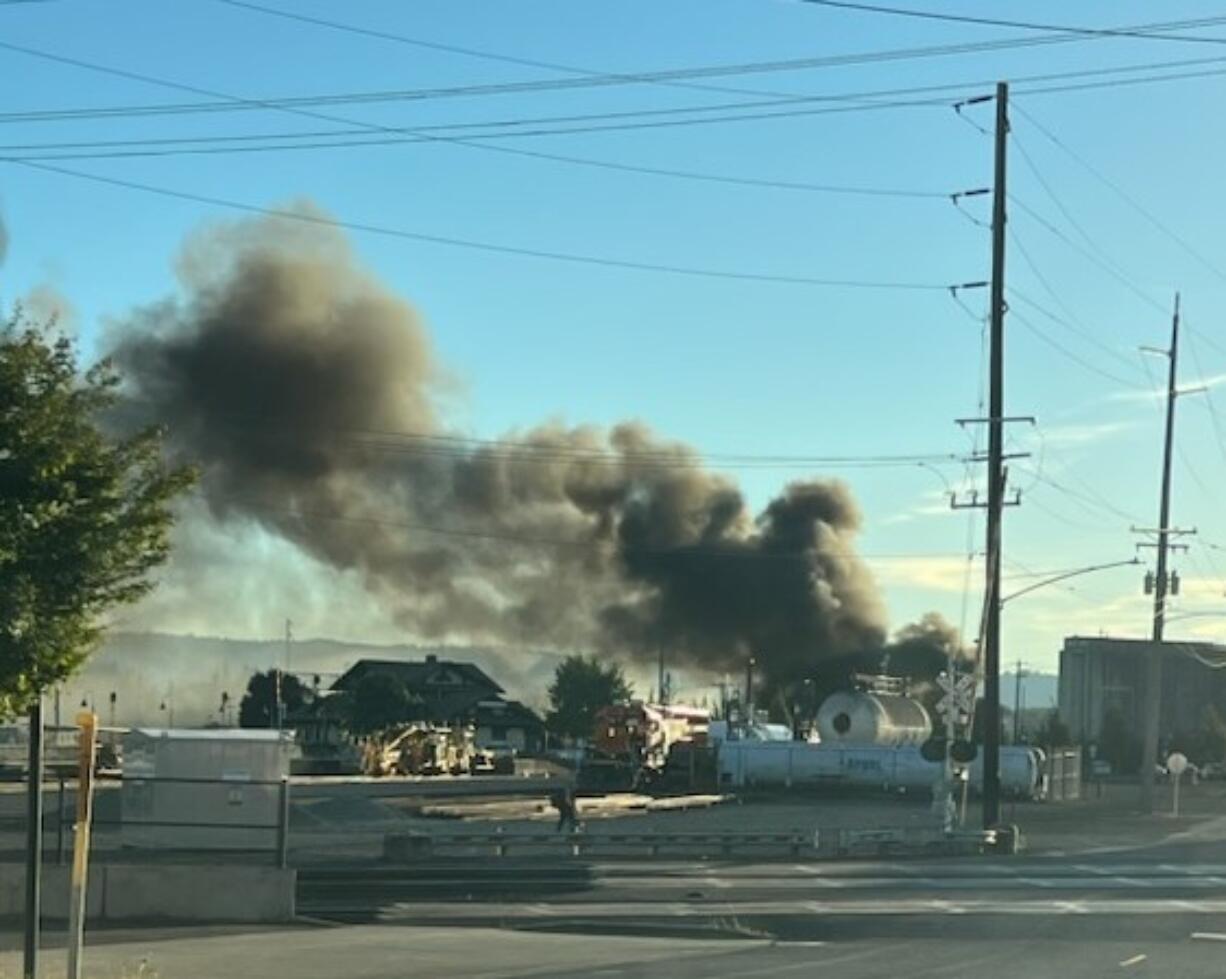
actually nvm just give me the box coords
[1000,558,1141,606]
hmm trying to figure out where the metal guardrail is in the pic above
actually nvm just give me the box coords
[387,829,808,859]
[385,824,1002,860]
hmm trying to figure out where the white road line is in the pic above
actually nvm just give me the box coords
[1119,953,1147,967]
[703,877,732,889]
[1191,932,1226,941]
[1018,877,1054,888]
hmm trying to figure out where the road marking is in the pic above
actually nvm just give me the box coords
[703,877,732,889]
[1119,954,1147,967]
[1018,877,1054,888]
[774,940,827,947]
[1191,932,1226,941]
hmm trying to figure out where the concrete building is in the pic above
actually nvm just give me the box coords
[1058,635,1226,747]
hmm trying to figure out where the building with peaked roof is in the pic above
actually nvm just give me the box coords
[325,652,545,752]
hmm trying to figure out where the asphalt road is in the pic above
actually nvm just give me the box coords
[9,922,1226,979]
[6,784,1226,977]
[287,830,1226,977]
[7,842,1226,977]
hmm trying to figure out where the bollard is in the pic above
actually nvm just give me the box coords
[275,777,290,869]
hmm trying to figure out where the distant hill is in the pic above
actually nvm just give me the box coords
[56,632,570,727]
[1001,670,1058,710]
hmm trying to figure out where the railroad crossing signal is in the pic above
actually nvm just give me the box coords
[935,672,976,722]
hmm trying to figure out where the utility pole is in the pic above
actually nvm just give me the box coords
[23,698,44,979]
[948,82,1025,832]
[1012,660,1026,743]
[982,80,1009,830]
[657,647,666,706]
[1138,295,1190,813]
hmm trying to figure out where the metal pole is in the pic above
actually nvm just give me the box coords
[66,710,98,979]
[657,647,665,706]
[276,776,290,869]
[1140,295,1180,813]
[745,657,755,722]
[1012,661,1023,743]
[56,778,66,866]
[23,699,44,979]
[983,80,1009,830]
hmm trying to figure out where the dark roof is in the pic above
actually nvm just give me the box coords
[331,657,504,695]
[474,699,544,730]
[427,688,494,725]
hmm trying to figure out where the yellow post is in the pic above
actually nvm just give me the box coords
[66,710,97,979]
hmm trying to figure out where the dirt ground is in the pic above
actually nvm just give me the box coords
[2,776,1222,864]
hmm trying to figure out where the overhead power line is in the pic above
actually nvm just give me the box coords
[1008,195,1169,316]
[1009,307,1141,389]
[330,431,964,470]
[0,36,974,206]
[0,91,967,164]
[4,53,1225,173]
[800,1,1226,45]
[4,157,952,290]
[8,51,1226,127]
[1007,236,1150,382]
[211,0,814,102]
[1012,103,1226,285]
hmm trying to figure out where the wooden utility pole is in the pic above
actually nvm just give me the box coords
[982,80,1010,830]
[1139,295,1185,813]
[23,699,43,979]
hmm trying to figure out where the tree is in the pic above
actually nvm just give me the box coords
[1035,710,1072,748]
[1176,704,1226,765]
[238,669,310,728]
[546,654,633,741]
[0,316,194,717]
[342,673,421,736]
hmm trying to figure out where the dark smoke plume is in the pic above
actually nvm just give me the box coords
[109,206,930,689]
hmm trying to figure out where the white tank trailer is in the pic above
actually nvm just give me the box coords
[716,741,1044,798]
[714,690,1044,799]
[815,690,932,747]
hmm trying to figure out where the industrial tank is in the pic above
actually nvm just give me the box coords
[716,741,1043,798]
[815,691,932,747]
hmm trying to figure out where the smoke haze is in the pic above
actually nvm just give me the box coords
[108,204,950,691]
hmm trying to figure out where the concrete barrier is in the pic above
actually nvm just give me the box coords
[0,863,295,923]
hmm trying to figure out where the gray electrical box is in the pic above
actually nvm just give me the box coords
[121,728,293,850]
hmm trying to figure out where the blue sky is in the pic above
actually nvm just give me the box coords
[4,0,1226,676]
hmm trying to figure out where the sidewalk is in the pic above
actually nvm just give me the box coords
[0,923,759,979]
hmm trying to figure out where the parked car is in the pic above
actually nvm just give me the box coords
[1200,761,1226,781]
